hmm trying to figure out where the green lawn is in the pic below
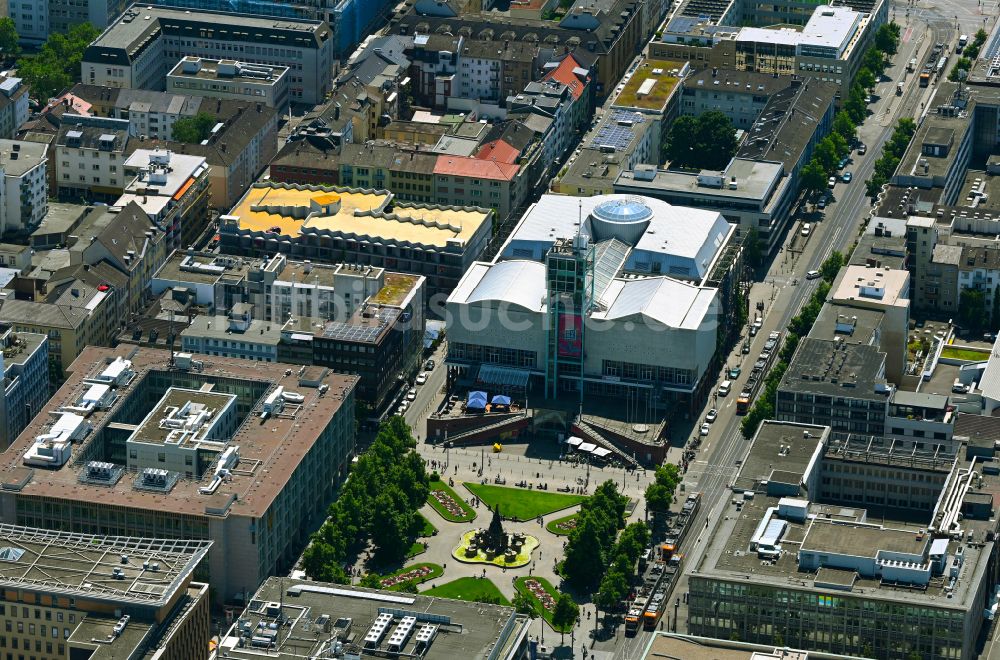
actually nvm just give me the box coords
[545,513,579,536]
[941,346,990,362]
[417,513,438,537]
[513,575,572,632]
[379,562,443,591]
[407,540,427,558]
[464,483,586,521]
[427,480,476,523]
[423,577,510,605]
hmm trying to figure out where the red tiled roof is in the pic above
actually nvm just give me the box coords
[434,155,519,181]
[45,94,92,116]
[475,139,519,164]
[542,54,588,101]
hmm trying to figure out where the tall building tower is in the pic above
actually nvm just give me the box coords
[544,227,594,402]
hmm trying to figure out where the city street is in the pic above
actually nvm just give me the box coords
[610,3,963,656]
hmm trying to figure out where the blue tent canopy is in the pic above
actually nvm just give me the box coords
[467,391,488,409]
[491,395,512,406]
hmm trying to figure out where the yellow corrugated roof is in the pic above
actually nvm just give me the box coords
[230,185,491,247]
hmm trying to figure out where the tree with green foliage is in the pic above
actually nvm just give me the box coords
[874,22,900,56]
[303,416,429,581]
[172,112,220,144]
[960,289,987,336]
[820,251,844,283]
[866,117,916,198]
[359,572,383,588]
[664,111,738,170]
[741,277,833,438]
[663,115,698,165]
[830,133,850,160]
[949,57,972,81]
[862,47,886,79]
[596,558,629,616]
[513,590,537,616]
[743,227,763,268]
[645,464,681,514]
[845,84,868,125]
[0,18,20,63]
[813,137,840,175]
[856,67,876,92]
[614,522,651,564]
[563,481,637,595]
[743,227,764,268]
[16,22,99,100]
[562,510,609,591]
[371,487,417,564]
[832,111,856,145]
[552,593,580,643]
[800,159,828,196]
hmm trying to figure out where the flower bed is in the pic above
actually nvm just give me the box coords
[524,578,556,612]
[432,490,466,518]
[426,480,476,523]
[381,564,436,588]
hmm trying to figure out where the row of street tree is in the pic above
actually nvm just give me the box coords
[302,417,429,582]
[799,23,902,197]
[559,481,653,624]
[740,251,845,438]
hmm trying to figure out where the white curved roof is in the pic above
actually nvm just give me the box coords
[502,194,733,280]
[594,277,717,330]
[448,260,546,312]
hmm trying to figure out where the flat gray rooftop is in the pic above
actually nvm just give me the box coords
[801,519,926,557]
[131,387,234,447]
[31,203,93,239]
[92,5,325,51]
[218,578,527,659]
[780,338,888,398]
[694,495,988,609]
[614,158,782,203]
[809,304,884,345]
[154,252,257,285]
[732,421,825,492]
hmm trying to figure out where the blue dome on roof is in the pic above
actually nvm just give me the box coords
[593,198,653,224]
[590,197,653,245]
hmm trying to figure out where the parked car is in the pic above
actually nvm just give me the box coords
[857,143,867,155]
[728,366,742,378]
[416,372,427,385]
[838,157,849,170]
[817,196,827,210]
[425,358,436,370]
[801,223,811,237]
[806,270,822,280]
[842,171,853,183]
[406,388,417,401]
[828,176,837,188]
[706,409,718,423]
[700,423,711,436]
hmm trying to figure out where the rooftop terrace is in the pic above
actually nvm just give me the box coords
[611,59,685,112]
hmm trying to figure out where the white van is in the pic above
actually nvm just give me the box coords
[952,379,968,394]
[718,380,732,396]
